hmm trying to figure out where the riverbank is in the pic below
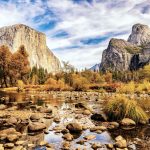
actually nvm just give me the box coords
[0,91,150,150]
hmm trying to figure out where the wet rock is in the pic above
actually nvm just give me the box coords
[75,103,87,109]
[0,104,7,110]
[76,139,85,145]
[44,130,49,134]
[53,117,60,123]
[44,114,53,119]
[66,123,82,133]
[91,142,102,149]
[0,134,7,140]
[106,143,114,149]
[28,122,46,132]
[95,130,102,134]
[6,117,18,125]
[39,107,52,114]
[90,126,107,132]
[39,141,48,146]
[4,143,14,148]
[30,114,40,121]
[62,141,70,150]
[7,106,18,111]
[115,136,127,148]
[84,134,96,140]
[15,140,26,146]
[120,118,136,126]
[15,146,24,150]
[91,113,107,121]
[7,134,18,142]
[53,126,64,132]
[28,143,36,148]
[108,122,119,129]
[63,133,73,141]
[61,129,69,134]
[83,109,91,115]
[0,144,4,150]
[0,128,16,134]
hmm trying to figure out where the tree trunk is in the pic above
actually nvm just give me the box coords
[3,75,7,87]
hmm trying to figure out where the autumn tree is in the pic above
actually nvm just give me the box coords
[0,45,12,87]
[9,45,30,84]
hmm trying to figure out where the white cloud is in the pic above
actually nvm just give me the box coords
[0,0,150,69]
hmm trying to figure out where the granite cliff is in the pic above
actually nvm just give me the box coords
[0,24,61,73]
[100,23,150,72]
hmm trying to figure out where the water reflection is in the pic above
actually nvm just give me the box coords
[0,91,149,150]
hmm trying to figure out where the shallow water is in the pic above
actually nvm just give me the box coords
[0,91,150,150]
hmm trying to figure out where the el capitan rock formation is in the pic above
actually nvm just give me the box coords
[0,24,61,73]
[100,23,150,72]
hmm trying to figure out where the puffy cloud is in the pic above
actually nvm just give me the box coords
[0,0,150,69]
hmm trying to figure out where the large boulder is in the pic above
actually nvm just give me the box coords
[66,123,82,133]
[120,118,136,126]
[91,113,107,121]
[28,122,46,132]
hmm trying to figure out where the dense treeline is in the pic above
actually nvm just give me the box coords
[0,44,150,93]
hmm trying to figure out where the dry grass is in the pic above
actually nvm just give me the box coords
[105,95,149,123]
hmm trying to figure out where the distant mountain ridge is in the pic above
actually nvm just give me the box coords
[89,63,100,72]
[0,24,61,73]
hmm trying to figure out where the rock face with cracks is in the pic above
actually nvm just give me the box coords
[100,23,150,71]
[0,24,61,73]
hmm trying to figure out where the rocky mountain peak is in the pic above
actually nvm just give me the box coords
[0,24,61,73]
[99,23,150,72]
[128,23,150,45]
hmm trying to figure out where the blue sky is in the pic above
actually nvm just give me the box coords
[0,0,150,69]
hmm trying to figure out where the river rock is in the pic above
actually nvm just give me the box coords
[120,118,136,126]
[28,122,46,132]
[4,143,14,148]
[91,142,102,149]
[83,109,91,115]
[84,134,96,140]
[75,103,87,109]
[7,134,18,142]
[61,129,69,134]
[39,141,48,146]
[0,104,7,110]
[0,128,16,134]
[106,143,114,149]
[0,144,4,150]
[6,117,18,125]
[39,107,52,114]
[15,141,26,146]
[115,136,127,148]
[62,141,70,150]
[76,140,85,145]
[90,126,107,132]
[91,113,107,121]
[66,123,82,133]
[63,133,73,141]
[30,114,41,121]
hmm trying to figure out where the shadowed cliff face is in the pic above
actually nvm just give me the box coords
[100,23,150,72]
[0,24,61,73]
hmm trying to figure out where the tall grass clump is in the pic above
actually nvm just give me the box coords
[104,95,149,123]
